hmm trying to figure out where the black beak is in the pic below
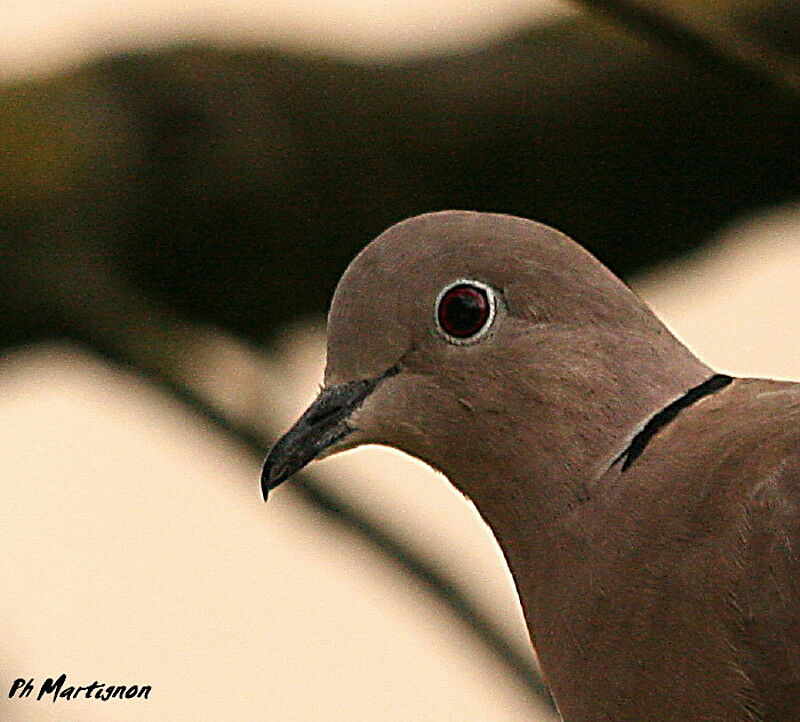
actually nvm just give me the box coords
[261,376,383,501]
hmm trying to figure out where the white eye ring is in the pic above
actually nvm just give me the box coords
[434,278,498,345]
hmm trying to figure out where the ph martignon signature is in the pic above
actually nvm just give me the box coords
[8,674,151,702]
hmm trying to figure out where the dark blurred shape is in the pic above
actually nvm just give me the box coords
[111,16,800,342]
[0,11,800,342]
[3,12,799,350]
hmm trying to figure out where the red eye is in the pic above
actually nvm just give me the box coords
[436,282,495,341]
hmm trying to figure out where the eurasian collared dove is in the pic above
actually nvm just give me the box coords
[263,210,800,720]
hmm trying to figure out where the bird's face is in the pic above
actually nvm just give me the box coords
[261,210,668,499]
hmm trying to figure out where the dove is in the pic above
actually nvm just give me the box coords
[263,210,800,720]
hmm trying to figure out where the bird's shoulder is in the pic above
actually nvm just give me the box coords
[700,378,800,713]
[666,376,800,555]
[669,376,800,492]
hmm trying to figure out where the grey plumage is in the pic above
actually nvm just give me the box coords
[264,210,800,720]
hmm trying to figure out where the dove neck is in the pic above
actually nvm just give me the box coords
[441,323,713,566]
[439,326,720,717]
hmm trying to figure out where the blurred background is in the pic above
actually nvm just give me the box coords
[1,0,799,719]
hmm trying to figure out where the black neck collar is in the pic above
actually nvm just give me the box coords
[614,373,733,472]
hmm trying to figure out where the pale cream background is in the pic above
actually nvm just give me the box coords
[0,0,570,80]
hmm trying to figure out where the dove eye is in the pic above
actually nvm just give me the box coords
[435,280,497,344]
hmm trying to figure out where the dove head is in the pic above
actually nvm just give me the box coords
[262,211,709,514]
